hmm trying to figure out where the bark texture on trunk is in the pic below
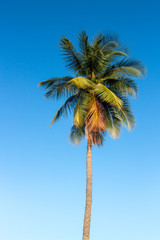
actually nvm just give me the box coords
[82,137,92,240]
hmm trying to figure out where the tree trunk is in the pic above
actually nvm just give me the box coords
[82,137,92,240]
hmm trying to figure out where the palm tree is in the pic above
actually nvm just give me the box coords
[39,31,145,240]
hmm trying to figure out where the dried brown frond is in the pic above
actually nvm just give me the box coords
[85,97,107,145]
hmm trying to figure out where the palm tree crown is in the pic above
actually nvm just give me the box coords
[39,31,145,145]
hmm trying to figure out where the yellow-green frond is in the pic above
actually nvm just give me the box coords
[94,83,123,109]
[73,92,92,127]
[68,77,94,89]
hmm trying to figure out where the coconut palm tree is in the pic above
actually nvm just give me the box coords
[39,31,145,240]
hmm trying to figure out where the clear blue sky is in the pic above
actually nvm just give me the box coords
[0,0,160,240]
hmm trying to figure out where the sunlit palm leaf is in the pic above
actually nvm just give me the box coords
[68,77,95,89]
[73,91,92,127]
[94,83,123,109]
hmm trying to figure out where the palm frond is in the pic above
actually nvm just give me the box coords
[39,76,73,88]
[94,83,123,109]
[114,97,135,129]
[112,59,145,78]
[69,125,85,144]
[97,131,108,146]
[102,102,121,138]
[105,50,128,59]
[50,93,79,126]
[102,78,138,98]
[110,116,121,139]
[101,33,120,49]
[45,84,76,99]
[99,59,145,79]
[73,91,92,127]
[39,76,77,99]
[68,77,95,89]
[59,37,84,74]
[78,31,91,56]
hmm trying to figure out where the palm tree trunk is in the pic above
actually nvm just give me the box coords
[82,137,92,240]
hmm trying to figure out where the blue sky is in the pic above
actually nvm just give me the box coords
[0,0,160,240]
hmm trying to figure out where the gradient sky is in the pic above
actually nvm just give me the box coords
[0,0,160,240]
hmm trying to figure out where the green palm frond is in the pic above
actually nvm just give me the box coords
[39,76,77,99]
[101,102,121,138]
[100,40,119,52]
[59,37,85,75]
[115,97,135,129]
[99,33,129,56]
[97,131,108,146]
[69,125,85,144]
[93,33,104,46]
[105,51,128,60]
[39,76,73,88]
[101,33,120,49]
[45,83,76,99]
[82,54,105,77]
[79,32,106,76]
[78,31,91,57]
[50,93,79,126]
[102,78,138,97]
[100,59,145,79]
[112,59,145,78]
